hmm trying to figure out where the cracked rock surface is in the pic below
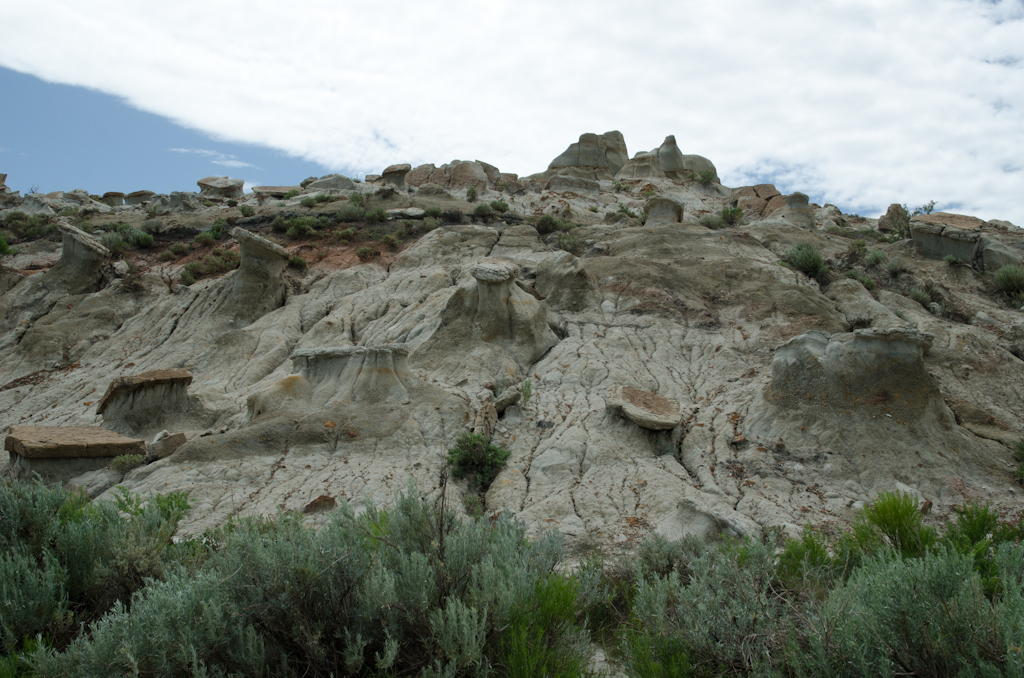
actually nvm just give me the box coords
[2,156,1023,549]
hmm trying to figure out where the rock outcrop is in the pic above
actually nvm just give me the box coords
[5,426,145,484]
[615,135,719,183]
[381,164,412,190]
[305,174,356,192]
[96,369,205,437]
[198,176,244,200]
[528,131,629,182]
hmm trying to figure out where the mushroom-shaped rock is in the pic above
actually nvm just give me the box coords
[5,425,146,483]
[305,174,355,192]
[645,196,685,224]
[47,224,110,293]
[96,368,194,431]
[290,344,413,407]
[124,190,156,206]
[197,176,244,200]
[100,192,125,207]
[228,227,291,325]
[382,163,412,190]
[606,385,682,430]
[767,192,815,229]
[414,258,559,378]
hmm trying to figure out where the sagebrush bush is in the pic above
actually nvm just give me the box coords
[283,189,300,199]
[442,208,464,224]
[472,203,493,221]
[489,200,509,213]
[0,481,191,655]
[381,234,399,249]
[865,249,887,267]
[699,213,725,229]
[994,264,1024,298]
[300,196,317,208]
[424,206,442,218]
[855,490,936,558]
[2,211,51,239]
[140,219,162,234]
[720,206,743,225]
[845,270,876,290]
[287,256,307,269]
[169,242,189,256]
[886,258,905,276]
[556,232,581,256]
[465,186,478,202]
[364,207,387,224]
[193,231,215,246]
[30,483,597,678]
[696,169,716,186]
[785,242,827,278]
[422,217,442,231]
[909,288,932,307]
[535,214,574,235]
[110,454,143,474]
[100,232,126,253]
[446,432,511,491]
[238,204,255,217]
[125,227,154,248]
[356,246,377,262]
[348,193,365,208]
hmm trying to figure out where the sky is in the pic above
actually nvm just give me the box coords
[0,1,1022,223]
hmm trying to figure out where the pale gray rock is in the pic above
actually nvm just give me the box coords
[169,191,200,213]
[530,131,629,182]
[767,192,815,230]
[645,196,685,224]
[101,192,125,207]
[306,174,356,192]
[67,467,123,498]
[197,176,244,200]
[124,190,155,206]
[382,163,412,190]
[546,175,600,193]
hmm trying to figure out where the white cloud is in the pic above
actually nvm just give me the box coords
[168,147,259,170]
[1,0,1023,222]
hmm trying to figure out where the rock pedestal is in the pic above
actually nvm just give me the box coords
[5,425,145,484]
[229,228,291,326]
[606,386,682,430]
[382,164,412,190]
[197,176,244,200]
[97,369,194,434]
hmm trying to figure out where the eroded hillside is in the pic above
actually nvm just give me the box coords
[1,132,1022,548]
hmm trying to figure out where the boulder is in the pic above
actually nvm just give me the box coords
[427,161,490,190]
[300,176,318,188]
[168,191,200,213]
[645,196,685,224]
[545,175,600,193]
[417,183,452,198]
[877,204,910,234]
[228,228,291,326]
[531,131,629,181]
[498,173,526,195]
[148,432,187,461]
[100,192,125,207]
[381,163,412,190]
[124,190,156,206]
[47,224,111,294]
[911,221,982,264]
[768,192,815,229]
[67,468,123,498]
[762,194,787,217]
[197,176,244,200]
[406,164,436,187]
[306,174,355,192]
[606,385,682,430]
[753,184,781,201]
[615,135,719,183]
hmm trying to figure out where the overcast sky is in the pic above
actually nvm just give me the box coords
[1,0,1022,223]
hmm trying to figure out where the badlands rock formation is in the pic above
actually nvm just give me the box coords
[1,130,1023,550]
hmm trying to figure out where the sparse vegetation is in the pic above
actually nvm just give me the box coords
[865,249,887,267]
[375,186,396,200]
[0,235,16,256]
[446,432,511,491]
[287,256,307,269]
[226,199,238,207]
[238,204,255,217]
[472,203,493,222]
[2,211,52,239]
[441,208,463,224]
[421,216,442,231]
[886,257,905,277]
[520,378,532,407]
[424,206,442,218]
[909,288,932,307]
[699,213,726,229]
[489,200,509,213]
[536,214,575,234]
[180,249,240,284]
[364,207,388,224]
[193,231,216,246]
[696,169,716,185]
[784,242,827,279]
[381,234,399,249]
[617,203,638,219]
[720,206,743,226]
[334,203,365,222]
[612,179,625,192]
[300,196,317,208]
[848,239,867,255]
[556,231,582,255]
[465,185,478,202]
[283,189,300,199]
[356,246,378,262]
[100,232,126,254]
[994,264,1024,299]
[110,454,144,474]
[846,270,876,290]
[944,253,968,267]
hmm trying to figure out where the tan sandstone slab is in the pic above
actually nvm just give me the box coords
[911,212,987,231]
[606,385,682,430]
[5,426,146,459]
[97,368,193,415]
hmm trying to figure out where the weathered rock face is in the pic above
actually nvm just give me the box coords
[616,135,719,183]
[96,369,210,438]
[197,176,244,200]
[306,174,355,192]
[529,131,629,182]
[877,203,910,233]
[765,192,815,229]
[124,190,155,206]
[1,154,1022,549]
[381,164,412,190]
[100,192,125,207]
